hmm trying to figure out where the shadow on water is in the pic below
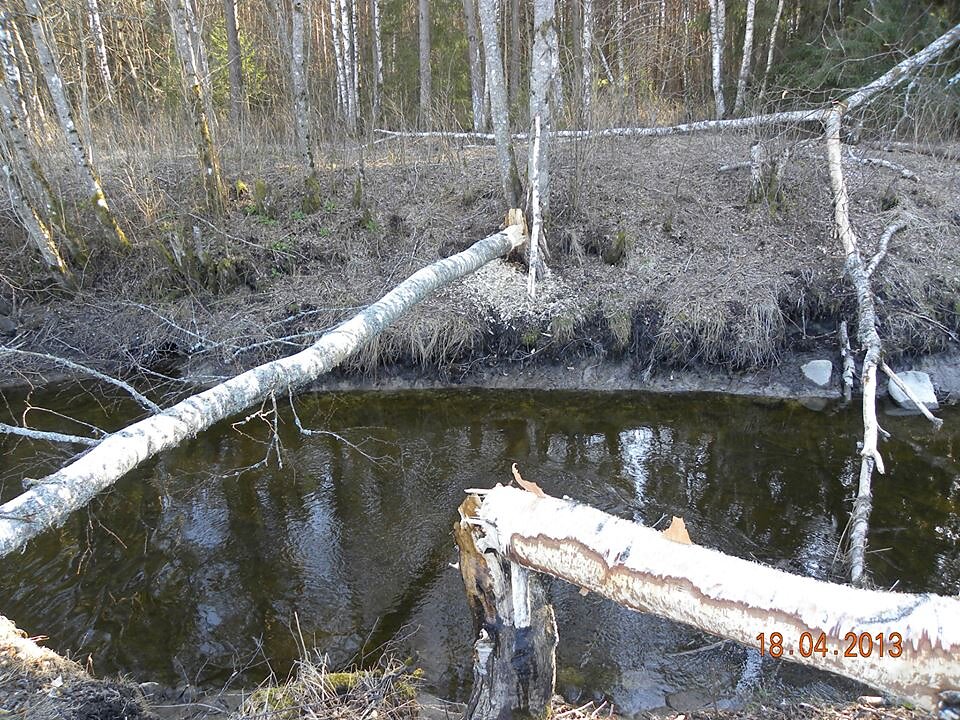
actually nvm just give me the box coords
[1,387,958,711]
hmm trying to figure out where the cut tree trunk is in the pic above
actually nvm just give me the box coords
[23,0,129,249]
[477,0,522,206]
[731,0,756,115]
[0,224,526,558]
[463,485,960,712]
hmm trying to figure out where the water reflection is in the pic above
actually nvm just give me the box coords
[1,389,957,710]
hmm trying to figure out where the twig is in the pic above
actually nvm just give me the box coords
[880,363,943,430]
[0,346,161,413]
[0,421,100,446]
[865,221,907,278]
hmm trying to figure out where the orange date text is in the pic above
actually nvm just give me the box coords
[755,631,903,658]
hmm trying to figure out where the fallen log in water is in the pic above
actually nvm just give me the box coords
[457,485,960,715]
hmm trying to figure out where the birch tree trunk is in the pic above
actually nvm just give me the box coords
[462,0,486,131]
[759,0,785,100]
[527,0,556,224]
[418,0,433,129]
[708,0,726,118]
[168,0,227,214]
[731,0,756,115]
[580,0,593,122]
[337,0,358,129]
[223,0,244,125]
[508,0,521,108]
[328,0,347,116]
[615,0,623,86]
[462,486,960,713]
[370,0,383,123]
[0,224,526,558]
[86,0,113,102]
[478,0,522,206]
[290,0,315,172]
[23,0,130,249]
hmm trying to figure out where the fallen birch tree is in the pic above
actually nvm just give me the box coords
[0,223,525,558]
[458,484,960,716]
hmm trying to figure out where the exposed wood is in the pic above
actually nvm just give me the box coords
[839,320,855,404]
[455,495,557,720]
[0,224,526,558]
[881,362,943,430]
[469,485,960,712]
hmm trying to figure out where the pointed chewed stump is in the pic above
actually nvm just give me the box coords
[454,494,557,720]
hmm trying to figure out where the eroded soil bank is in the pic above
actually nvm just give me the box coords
[1,134,959,397]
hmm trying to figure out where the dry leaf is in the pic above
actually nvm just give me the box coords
[511,463,547,498]
[662,516,692,545]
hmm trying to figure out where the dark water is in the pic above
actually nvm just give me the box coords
[1,386,958,712]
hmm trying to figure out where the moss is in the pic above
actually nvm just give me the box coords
[246,685,298,712]
[323,671,361,693]
[301,174,323,214]
[601,229,628,265]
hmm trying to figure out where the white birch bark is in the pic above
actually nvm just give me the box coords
[223,0,243,124]
[23,0,129,249]
[759,0,785,100]
[337,0,357,128]
[0,13,29,133]
[466,486,960,712]
[462,0,486,131]
[731,0,756,115]
[478,0,522,206]
[508,0,520,107]
[290,0,315,172]
[527,0,556,221]
[0,224,526,558]
[580,0,593,121]
[708,0,726,118]
[349,0,359,119]
[168,0,226,214]
[370,0,383,122]
[418,0,433,128]
[86,0,113,102]
[526,115,543,297]
[328,0,347,114]
[615,0,623,85]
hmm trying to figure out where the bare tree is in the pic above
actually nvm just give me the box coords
[418,0,433,128]
[337,0,358,129]
[86,0,113,102]
[290,0,315,172]
[23,0,130,248]
[759,0,786,100]
[708,0,726,118]
[580,0,593,121]
[168,0,226,214]
[223,0,244,125]
[527,0,555,220]
[508,0,521,107]
[328,0,348,117]
[462,0,486,130]
[370,0,383,122]
[732,0,756,115]
[478,0,522,206]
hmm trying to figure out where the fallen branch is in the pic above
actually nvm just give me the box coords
[846,151,918,181]
[861,140,960,162]
[0,347,161,414]
[0,421,100,446]
[0,224,525,557]
[881,362,943,430]
[864,221,907,278]
[461,485,960,712]
[838,321,855,403]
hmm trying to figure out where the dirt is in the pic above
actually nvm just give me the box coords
[2,131,958,400]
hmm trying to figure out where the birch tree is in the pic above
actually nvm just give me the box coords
[731,0,756,115]
[328,0,348,117]
[337,0,358,129]
[418,0,433,128]
[290,0,315,173]
[86,0,113,102]
[223,0,244,124]
[527,0,556,223]
[580,0,593,121]
[708,0,726,118]
[508,0,521,107]
[168,0,227,214]
[462,0,486,131]
[478,0,522,206]
[370,0,383,122]
[23,0,130,249]
[759,0,785,100]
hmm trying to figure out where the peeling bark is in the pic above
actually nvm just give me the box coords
[0,225,526,558]
[467,486,960,712]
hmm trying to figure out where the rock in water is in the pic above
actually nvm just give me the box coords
[801,359,833,388]
[888,370,939,411]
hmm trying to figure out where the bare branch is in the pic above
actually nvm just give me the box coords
[865,221,907,278]
[0,421,100,446]
[880,363,943,430]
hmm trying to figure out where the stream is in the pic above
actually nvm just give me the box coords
[1,386,958,713]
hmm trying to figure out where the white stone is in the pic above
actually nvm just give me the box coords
[888,370,939,410]
[801,359,833,388]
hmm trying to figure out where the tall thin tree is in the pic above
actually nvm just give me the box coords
[732,0,757,115]
[580,0,593,121]
[418,0,433,128]
[708,0,726,118]
[86,0,113,101]
[370,0,383,122]
[290,0,315,172]
[462,0,486,130]
[223,0,244,125]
